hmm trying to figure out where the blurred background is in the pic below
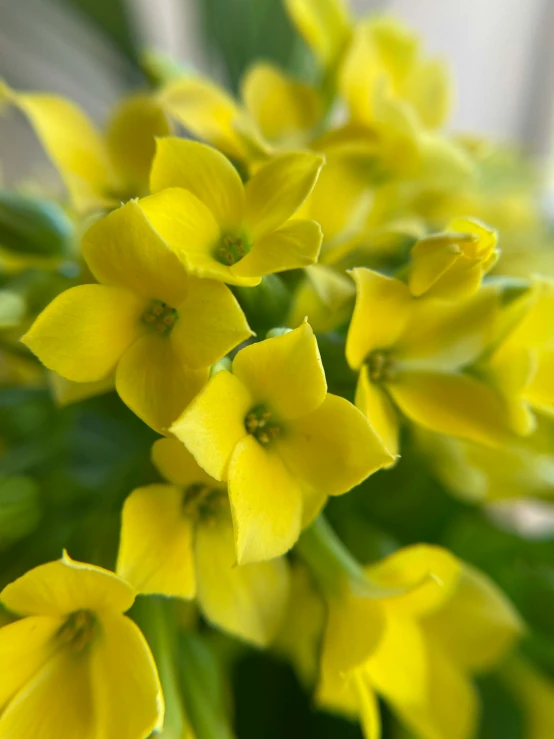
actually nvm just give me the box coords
[2,0,554,188]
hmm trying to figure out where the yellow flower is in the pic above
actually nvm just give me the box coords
[284,0,352,72]
[346,267,515,455]
[288,264,356,333]
[1,82,171,212]
[22,200,252,432]
[138,138,324,287]
[117,437,290,647]
[408,218,499,300]
[170,322,393,564]
[485,277,554,436]
[294,525,521,739]
[0,552,163,739]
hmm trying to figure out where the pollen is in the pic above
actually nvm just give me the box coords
[367,350,395,383]
[143,300,178,335]
[57,609,98,652]
[215,233,250,266]
[244,405,281,446]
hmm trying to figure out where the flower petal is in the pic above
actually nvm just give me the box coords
[116,333,208,434]
[171,277,252,369]
[21,284,144,383]
[116,484,196,599]
[158,75,246,161]
[241,62,322,143]
[0,647,94,739]
[352,671,382,739]
[278,393,393,496]
[228,435,303,564]
[82,200,189,307]
[284,0,352,69]
[170,370,252,481]
[196,515,290,646]
[6,87,112,212]
[0,615,61,709]
[232,322,327,420]
[422,564,523,672]
[355,366,400,457]
[90,612,164,739]
[150,138,244,229]
[105,93,171,194]
[346,268,412,371]
[244,152,324,239]
[232,219,322,278]
[389,370,515,447]
[152,437,216,488]
[0,553,135,617]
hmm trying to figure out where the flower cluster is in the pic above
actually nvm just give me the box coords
[1,0,554,738]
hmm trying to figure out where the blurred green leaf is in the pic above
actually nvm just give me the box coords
[0,191,74,257]
[0,475,41,547]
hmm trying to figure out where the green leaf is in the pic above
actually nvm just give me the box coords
[0,191,74,257]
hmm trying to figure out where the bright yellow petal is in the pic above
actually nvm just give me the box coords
[152,437,216,488]
[150,138,244,229]
[170,370,252,481]
[244,152,324,239]
[356,367,400,457]
[346,268,412,371]
[116,484,196,599]
[365,544,461,617]
[232,219,322,278]
[82,200,189,307]
[21,285,143,383]
[6,87,112,211]
[389,371,514,447]
[323,589,385,673]
[422,564,523,672]
[408,240,461,298]
[196,515,290,646]
[241,62,322,142]
[232,322,327,420]
[278,393,393,496]
[365,611,427,709]
[139,188,259,286]
[0,553,134,617]
[396,285,499,370]
[0,647,94,739]
[106,93,171,194]
[0,615,60,709]
[353,671,382,739]
[526,348,554,412]
[158,75,246,161]
[90,612,164,739]
[398,639,478,739]
[228,435,303,564]
[49,373,114,407]
[171,277,252,369]
[115,333,208,434]
[285,0,351,69]
[405,57,452,130]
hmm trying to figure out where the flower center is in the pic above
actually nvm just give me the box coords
[182,483,227,521]
[57,609,97,652]
[367,350,395,383]
[215,233,250,266]
[143,300,178,335]
[244,405,281,446]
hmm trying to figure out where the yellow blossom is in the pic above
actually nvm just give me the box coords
[117,437,290,647]
[408,218,499,300]
[22,200,252,432]
[1,82,171,212]
[138,138,324,286]
[170,322,393,564]
[0,552,163,739]
[346,267,516,455]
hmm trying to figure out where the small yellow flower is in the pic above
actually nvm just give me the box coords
[346,267,515,455]
[1,82,171,212]
[116,437,290,647]
[138,138,324,286]
[170,322,393,564]
[0,553,163,739]
[409,217,499,300]
[22,200,252,432]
